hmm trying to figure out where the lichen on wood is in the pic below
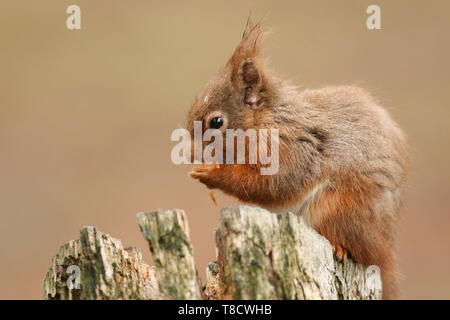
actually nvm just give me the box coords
[214,206,382,300]
[42,226,161,300]
[137,209,202,300]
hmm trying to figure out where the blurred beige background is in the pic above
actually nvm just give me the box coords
[1,0,449,299]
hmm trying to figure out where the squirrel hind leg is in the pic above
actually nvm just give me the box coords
[330,241,398,299]
[330,242,349,262]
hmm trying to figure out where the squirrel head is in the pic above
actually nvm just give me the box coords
[186,20,278,140]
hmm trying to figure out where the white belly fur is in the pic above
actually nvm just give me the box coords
[263,180,329,228]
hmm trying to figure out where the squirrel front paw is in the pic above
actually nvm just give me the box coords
[189,163,221,189]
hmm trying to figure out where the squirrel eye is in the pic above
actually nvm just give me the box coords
[209,117,224,129]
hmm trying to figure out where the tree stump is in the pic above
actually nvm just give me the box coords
[42,206,382,300]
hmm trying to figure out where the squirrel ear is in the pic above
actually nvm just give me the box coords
[227,21,268,108]
[228,21,264,83]
[240,58,266,108]
[241,58,261,88]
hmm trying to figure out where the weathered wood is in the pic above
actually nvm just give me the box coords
[204,261,221,300]
[42,226,161,300]
[214,206,382,299]
[137,209,202,300]
[42,206,382,300]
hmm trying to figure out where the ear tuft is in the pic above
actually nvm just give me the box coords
[242,12,256,39]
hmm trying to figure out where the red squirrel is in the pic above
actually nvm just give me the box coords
[187,20,409,299]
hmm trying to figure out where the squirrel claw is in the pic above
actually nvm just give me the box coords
[189,164,215,179]
[331,242,348,262]
[189,170,207,179]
